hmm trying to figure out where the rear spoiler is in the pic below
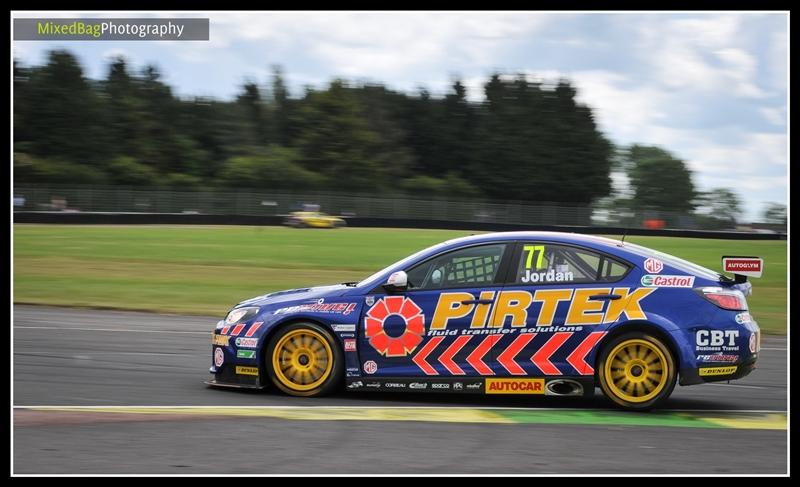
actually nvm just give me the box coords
[721,256,763,284]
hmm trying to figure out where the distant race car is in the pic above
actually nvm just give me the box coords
[207,232,763,410]
[283,211,346,228]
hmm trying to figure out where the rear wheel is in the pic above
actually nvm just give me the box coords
[266,323,343,397]
[597,332,677,410]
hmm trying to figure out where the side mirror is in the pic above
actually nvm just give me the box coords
[383,271,408,292]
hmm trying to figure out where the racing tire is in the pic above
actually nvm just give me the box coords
[597,332,677,411]
[266,322,343,397]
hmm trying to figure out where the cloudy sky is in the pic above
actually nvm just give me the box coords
[13,11,788,220]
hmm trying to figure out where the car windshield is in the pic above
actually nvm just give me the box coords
[357,240,452,288]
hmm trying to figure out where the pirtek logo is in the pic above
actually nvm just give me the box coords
[430,287,654,330]
[485,378,544,394]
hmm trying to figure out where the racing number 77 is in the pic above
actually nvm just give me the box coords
[523,245,545,269]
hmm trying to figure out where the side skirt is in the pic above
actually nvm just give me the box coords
[346,377,594,396]
[204,379,267,390]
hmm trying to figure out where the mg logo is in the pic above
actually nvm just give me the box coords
[644,258,663,274]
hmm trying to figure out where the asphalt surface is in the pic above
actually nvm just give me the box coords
[13,305,788,474]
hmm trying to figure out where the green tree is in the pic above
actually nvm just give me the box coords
[694,188,742,227]
[270,66,293,146]
[137,64,191,174]
[237,81,269,147]
[472,75,612,204]
[218,146,325,189]
[107,156,157,186]
[104,57,143,161]
[624,145,697,213]
[399,172,480,198]
[292,80,387,190]
[160,173,204,189]
[762,203,787,225]
[14,51,109,166]
[14,53,626,207]
[13,152,108,185]
[350,83,416,182]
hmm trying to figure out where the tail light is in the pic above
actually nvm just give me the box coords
[695,287,748,311]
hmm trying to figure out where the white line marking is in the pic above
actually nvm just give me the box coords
[760,348,787,351]
[12,405,788,413]
[16,351,195,357]
[14,326,207,335]
[706,383,767,389]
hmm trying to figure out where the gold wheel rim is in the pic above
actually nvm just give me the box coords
[272,329,333,391]
[604,338,669,403]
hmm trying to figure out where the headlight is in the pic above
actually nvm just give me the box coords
[225,307,259,325]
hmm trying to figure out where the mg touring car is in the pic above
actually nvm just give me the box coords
[207,232,763,410]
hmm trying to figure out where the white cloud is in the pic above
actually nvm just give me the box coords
[666,15,741,48]
[568,71,669,143]
[685,132,786,174]
[768,29,788,92]
[702,175,786,192]
[637,14,769,99]
[201,12,548,86]
[714,48,766,98]
[760,107,785,126]
[13,42,32,60]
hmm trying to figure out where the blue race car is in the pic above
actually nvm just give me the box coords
[207,232,763,410]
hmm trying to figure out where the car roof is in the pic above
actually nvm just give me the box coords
[442,231,626,250]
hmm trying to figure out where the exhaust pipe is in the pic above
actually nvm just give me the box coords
[545,379,584,396]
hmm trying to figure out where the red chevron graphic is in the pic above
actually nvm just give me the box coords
[231,324,246,336]
[245,322,263,337]
[221,325,231,335]
[566,331,607,375]
[412,336,444,375]
[531,332,573,375]
[466,335,500,375]
[439,335,473,375]
[497,333,536,375]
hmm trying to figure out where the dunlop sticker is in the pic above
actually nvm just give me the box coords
[235,366,260,376]
[699,366,738,376]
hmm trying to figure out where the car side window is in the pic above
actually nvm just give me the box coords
[514,243,629,285]
[406,244,507,290]
[602,259,629,280]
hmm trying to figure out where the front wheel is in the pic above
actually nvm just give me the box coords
[597,332,677,410]
[266,322,343,397]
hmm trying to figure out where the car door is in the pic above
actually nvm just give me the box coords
[358,242,513,378]
[489,241,634,378]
